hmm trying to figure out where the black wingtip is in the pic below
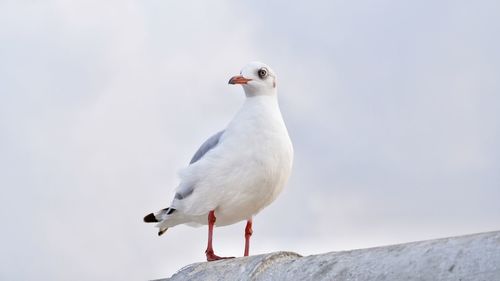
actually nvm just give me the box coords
[144,213,158,223]
[158,228,168,236]
[164,207,176,215]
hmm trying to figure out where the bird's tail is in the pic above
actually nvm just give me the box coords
[143,207,177,236]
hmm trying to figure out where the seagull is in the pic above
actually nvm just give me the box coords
[143,61,293,261]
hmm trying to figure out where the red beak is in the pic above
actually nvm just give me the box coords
[228,75,252,85]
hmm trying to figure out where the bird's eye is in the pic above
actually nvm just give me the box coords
[258,68,268,79]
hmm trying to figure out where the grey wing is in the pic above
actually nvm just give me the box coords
[173,130,224,202]
[189,130,225,164]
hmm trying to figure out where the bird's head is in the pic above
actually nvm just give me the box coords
[228,61,277,97]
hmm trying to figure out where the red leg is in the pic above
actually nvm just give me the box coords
[205,210,234,261]
[244,218,253,256]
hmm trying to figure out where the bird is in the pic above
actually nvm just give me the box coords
[143,61,293,261]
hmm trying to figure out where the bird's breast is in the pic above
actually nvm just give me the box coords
[212,107,293,223]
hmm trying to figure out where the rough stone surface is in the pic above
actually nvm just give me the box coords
[155,231,500,281]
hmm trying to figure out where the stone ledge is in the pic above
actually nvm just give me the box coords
[155,230,500,281]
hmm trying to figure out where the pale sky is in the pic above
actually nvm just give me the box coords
[1,1,499,280]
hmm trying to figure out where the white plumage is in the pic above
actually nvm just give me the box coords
[144,61,293,260]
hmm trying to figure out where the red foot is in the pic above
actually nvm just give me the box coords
[205,249,234,262]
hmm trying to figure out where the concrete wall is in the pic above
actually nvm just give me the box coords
[155,231,500,281]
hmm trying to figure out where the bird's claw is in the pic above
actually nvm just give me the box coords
[205,250,234,261]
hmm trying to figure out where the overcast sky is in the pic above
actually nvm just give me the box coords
[1,1,499,280]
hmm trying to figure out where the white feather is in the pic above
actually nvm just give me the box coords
[156,62,293,229]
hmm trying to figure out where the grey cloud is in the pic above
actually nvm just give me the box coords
[1,0,499,280]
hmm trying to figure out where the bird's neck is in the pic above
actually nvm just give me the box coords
[236,95,283,126]
[243,87,278,98]
[227,94,286,138]
[243,94,279,109]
